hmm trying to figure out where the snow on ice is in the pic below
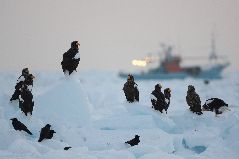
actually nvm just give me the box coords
[0,71,238,159]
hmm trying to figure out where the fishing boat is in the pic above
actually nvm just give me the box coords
[119,37,229,80]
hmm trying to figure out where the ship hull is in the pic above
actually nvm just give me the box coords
[119,63,229,80]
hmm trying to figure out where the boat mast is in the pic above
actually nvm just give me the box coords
[209,32,218,61]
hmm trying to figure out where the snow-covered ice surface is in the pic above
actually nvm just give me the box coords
[0,70,239,159]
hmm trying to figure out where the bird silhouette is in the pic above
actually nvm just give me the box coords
[64,146,72,150]
[125,135,140,146]
[38,124,55,142]
[10,118,32,135]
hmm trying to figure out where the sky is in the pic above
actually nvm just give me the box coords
[0,0,238,72]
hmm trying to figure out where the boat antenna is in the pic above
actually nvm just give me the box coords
[209,31,218,61]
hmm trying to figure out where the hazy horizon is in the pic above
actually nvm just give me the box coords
[0,0,239,72]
